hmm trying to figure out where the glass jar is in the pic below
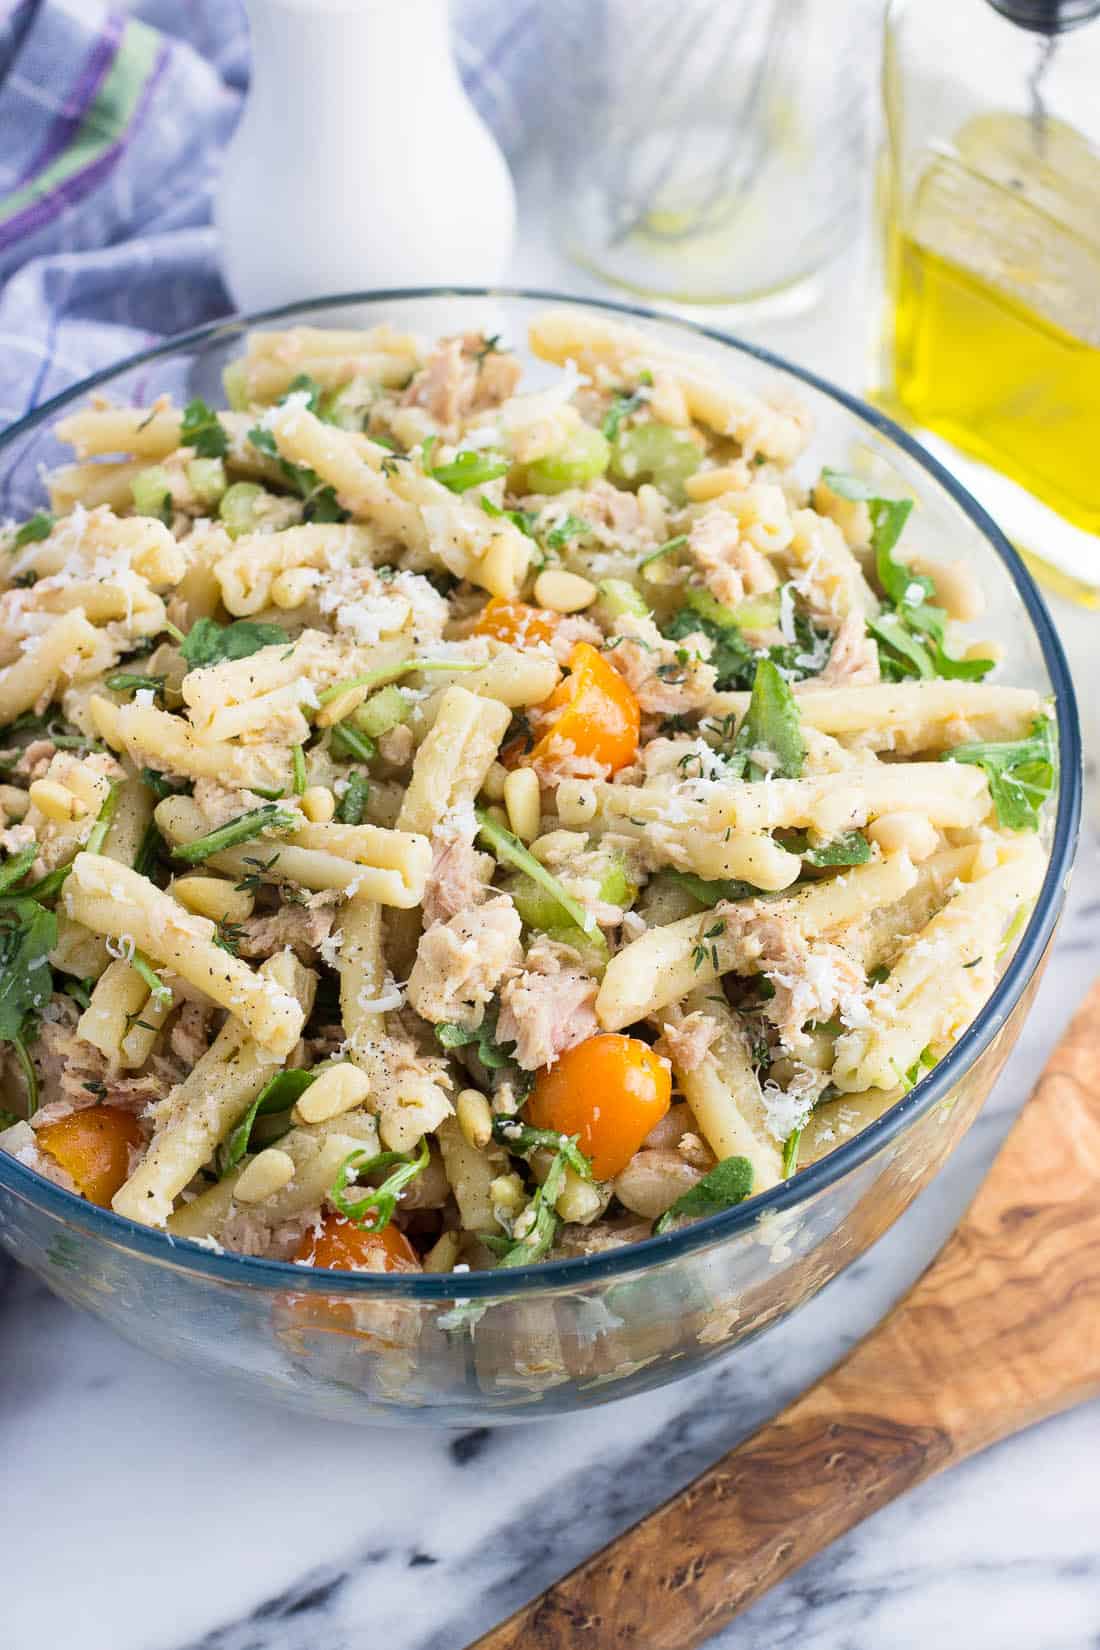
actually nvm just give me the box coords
[539,0,877,310]
[873,0,1100,604]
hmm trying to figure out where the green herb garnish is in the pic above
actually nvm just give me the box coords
[106,672,165,698]
[179,618,289,670]
[329,1137,430,1230]
[171,804,299,864]
[653,1155,754,1233]
[334,771,370,825]
[727,658,804,781]
[291,744,307,797]
[544,513,591,551]
[429,449,510,494]
[480,497,538,536]
[0,899,57,1112]
[221,1068,318,1176]
[10,512,54,550]
[435,1002,519,1073]
[474,808,606,954]
[942,714,1057,832]
[180,398,229,459]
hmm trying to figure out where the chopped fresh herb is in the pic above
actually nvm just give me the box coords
[691,920,725,972]
[329,722,377,765]
[334,770,370,825]
[435,1002,519,1073]
[11,512,54,550]
[429,448,510,494]
[544,513,591,551]
[493,1140,579,1268]
[171,804,299,864]
[234,853,280,895]
[490,1118,594,1182]
[0,899,57,1112]
[213,920,244,957]
[179,618,288,670]
[662,604,754,691]
[291,744,307,796]
[180,398,229,459]
[727,658,805,781]
[316,656,476,711]
[901,1045,937,1091]
[283,373,325,414]
[653,1155,754,1233]
[942,714,1057,832]
[221,1068,317,1176]
[481,496,538,536]
[822,470,992,683]
[474,808,607,956]
[140,767,192,801]
[601,388,647,441]
[106,672,165,698]
[329,1137,430,1230]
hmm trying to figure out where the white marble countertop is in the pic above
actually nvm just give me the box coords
[2,172,1098,1650]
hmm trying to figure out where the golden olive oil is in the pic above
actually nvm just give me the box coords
[890,231,1100,534]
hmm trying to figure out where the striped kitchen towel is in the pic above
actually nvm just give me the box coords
[0,0,540,428]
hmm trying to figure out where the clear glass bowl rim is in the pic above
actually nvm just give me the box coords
[0,285,1082,1300]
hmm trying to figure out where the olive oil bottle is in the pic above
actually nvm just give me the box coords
[875,0,1100,601]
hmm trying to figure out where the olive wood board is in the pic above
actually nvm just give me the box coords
[468,974,1100,1649]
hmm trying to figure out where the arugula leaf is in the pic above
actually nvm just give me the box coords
[0,846,38,896]
[638,533,689,572]
[329,1138,429,1230]
[221,1068,317,1176]
[653,1155,754,1233]
[329,723,377,765]
[11,512,54,550]
[544,513,591,551]
[140,767,192,801]
[475,808,607,956]
[480,496,538,537]
[247,424,348,522]
[435,1002,518,1072]
[0,899,57,1112]
[171,804,300,864]
[942,714,1057,832]
[495,1141,580,1268]
[601,388,647,441]
[179,618,289,670]
[664,868,763,907]
[283,373,325,414]
[783,830,871,868]
[180,398,229,459]
[662,605,754,692]
[782,1129,802,1178]
[106,672,165,697]
[133,821,164,881]
[822,470,992,683]
[429,449,510,494]
[291,743,307,797]
[727,658,804,781]
[491,1118,594,1182]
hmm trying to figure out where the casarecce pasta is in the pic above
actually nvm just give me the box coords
[0,309,1055,1284]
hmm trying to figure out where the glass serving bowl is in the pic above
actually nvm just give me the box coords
[0,291,1081,1426]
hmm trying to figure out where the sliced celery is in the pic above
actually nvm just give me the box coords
[186,456,227,508]
[353,684,413,740]
[524,424,610,494]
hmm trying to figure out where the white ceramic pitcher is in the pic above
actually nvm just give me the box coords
[216,0,516,312]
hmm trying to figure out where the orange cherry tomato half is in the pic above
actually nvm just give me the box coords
[473,597,559,649]
[36,1105,144,1208]
[293,1213,421,1274]
[526,1033,672,1180]
[529,641,640,775]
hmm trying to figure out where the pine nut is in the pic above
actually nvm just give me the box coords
[482,761,508,802]
[489,1172,526,1216]
[234,1147,296,1204]
[423,1229,461,1274]
[485,803,509,829]
[503,768,541,843]
[295,1062,371,1123]
[554,1166,604,1224]
[0,784,29,821]
[29,780,86,823]
[456,1087,494,1151]
[300,785,335,823]
[270,567,321,609]
[867,811,938,862]
[171,875,254,924]
[685,462,749,502]
[533,569,597,613]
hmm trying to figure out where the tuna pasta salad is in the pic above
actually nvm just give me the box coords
[0,307,1055,1279]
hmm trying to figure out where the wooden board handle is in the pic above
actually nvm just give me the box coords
[470,976,1100,1650]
